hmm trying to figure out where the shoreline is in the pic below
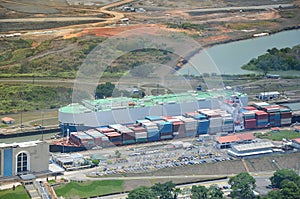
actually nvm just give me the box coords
[179,25,300,74]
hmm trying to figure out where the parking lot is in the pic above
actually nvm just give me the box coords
[84,138,235,176]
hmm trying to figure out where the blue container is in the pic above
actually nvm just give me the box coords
[157,121,173,133]
[145,116,162,121]
[148,136,160,142]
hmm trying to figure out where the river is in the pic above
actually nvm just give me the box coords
[179,29,300,76]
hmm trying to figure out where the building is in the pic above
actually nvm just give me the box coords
[228,141,274,157]
[215,133,255,149]
[1,117,15,124]
[0,141,49,178]
[257,91,280,101]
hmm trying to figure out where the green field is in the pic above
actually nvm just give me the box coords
[0,185,30,199]
[54,180,124,198]
[255,130,300,141]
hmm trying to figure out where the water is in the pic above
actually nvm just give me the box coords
[179,29,300,75]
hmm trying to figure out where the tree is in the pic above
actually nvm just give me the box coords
[127,186,156,199]
[270,169,300,188]
[281,180,300,199]
[228,172,256,199]
[191,185,208,199]
[91,159,99,166]
[208,185,224,199]
[115,150,121,158]
[95,82,115,99]
[151,181,176,199]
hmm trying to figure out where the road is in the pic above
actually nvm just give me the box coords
[0,0,133,27]
[187,4,295,14]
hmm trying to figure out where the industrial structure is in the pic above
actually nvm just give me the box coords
[0,141,49,177]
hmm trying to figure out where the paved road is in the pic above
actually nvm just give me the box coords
[188,4,296,13]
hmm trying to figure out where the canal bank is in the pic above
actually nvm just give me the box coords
[179,28,300,75]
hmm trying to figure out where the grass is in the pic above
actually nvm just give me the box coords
[54,180,124,198]
[225,21,278,30]
[0,185,30,199]
[255,130,300,141]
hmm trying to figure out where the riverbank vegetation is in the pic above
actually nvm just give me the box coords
[242,45,300,73]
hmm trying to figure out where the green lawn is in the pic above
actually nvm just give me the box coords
[256,130,300,141]
[0,185,30,199]
[55,180,124,198]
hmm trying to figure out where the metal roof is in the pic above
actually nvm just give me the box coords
[232,141,274,152]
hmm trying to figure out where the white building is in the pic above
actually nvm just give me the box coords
[228,141,274,157]
[0,141,49,178]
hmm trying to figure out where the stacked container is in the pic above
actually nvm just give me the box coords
[255,110,268,128]
[109,124,136,145]
[156,121,173,140]
[222,115,234,132]
[104,132,122,145]
[243,111,256,129]
[145,115,162,121]
[70,131,95,148]
[163,117,186,138]
[95,128,114,147]
[129,126,148,143]
[197,119,210,134]
[279,106,292,126]
[84,129,106,147]
[263,105,281,127]
[142,121,160,142]
[177,116,197,137]
[200,109,222,135]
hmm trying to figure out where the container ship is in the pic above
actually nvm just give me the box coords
[54,91,292,152]
[58,90,248,133]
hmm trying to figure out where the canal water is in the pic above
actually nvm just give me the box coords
[179,29,300,75]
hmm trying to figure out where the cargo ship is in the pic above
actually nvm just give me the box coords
[53,101,293,152]
[58,90,248,133]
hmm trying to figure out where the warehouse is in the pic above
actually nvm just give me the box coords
[228,141,274,158]
[215,133,255,149]
[0,141,49,178]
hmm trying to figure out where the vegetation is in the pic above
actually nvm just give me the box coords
[255,130,300,141]
[167,22,206,31]
[242,45,300,73]
[228,172,256,199]
[0,84,72,114]
[0,38,172,79]
[225,21,278,30]
[0,185,30,199]
[191,185,224,199]
[270,169,300,189]
[128,181,179,199]
[127,186,156,199]
[263,169,300,199]
[54,180,124,198]
[95,82,131,99]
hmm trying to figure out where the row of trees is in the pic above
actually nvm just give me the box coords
[127,169,300,199]
[242,45,300,73]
